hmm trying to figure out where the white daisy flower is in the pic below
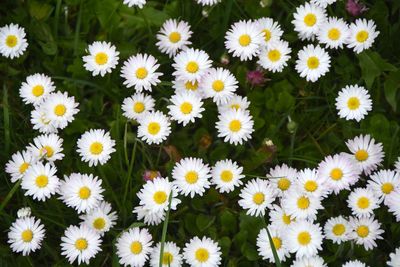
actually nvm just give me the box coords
[76,129,116,167]
[8,216,45,256]
[269,204,296,230]
[349,216,384,251]
[211,159,244,193]
[238,178,276,217]
[224,20,263,61]
[41,91,79,129]
[310,0,337,8]
[387,247,400,267]
[216,109,254,145]
[317,17,349,49]
[368,169,400,204]
[60,224,102,265]
[121,53,162,92]
[82,41,119,77]
[17,207,32,218]
[0,23,28,59]
[282,189,323,221]
[19,73,55,105]
[345,134,385,175]
[167,91,205,126]
[385,191,400,222]
[267,163,298,197]
[123,0,146,8]
[30,107,58,134]
[258,40,291,73]
[133,205,165,226]
[79,201,118,235]
[217,94,250,114]
[284,220,323,258]
[347,19,380,54]
[116,227,153,267]
[28,133,64,162]
[395,157,400,172]
[21,162,59,201]
[59,173,104,213]
[200,67,238,105]
[196,0,220,6]
[296,168,329,198]
[156,19,192,57]
[347,187,381,218]
[335,85,372,122]
[5,150,33,183]
[317,153,361,194]
[150,242,183,267]
[172,48,212,83]
[137,110,171,145]
[324,216,351,244]
[257,226,289,263]
[183,236,221,267]
[172,79,203,98]
[292,2,327,40]
[172,157,211,198]
[291,256,327,267]
[255,17,283,45]
[295,44,331,82]
[342,260,368,267]
[122,93,155,121]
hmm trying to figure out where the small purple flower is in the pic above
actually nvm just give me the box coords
[346,0,368,17]
[143,170,161,181]
[246,70,266,87]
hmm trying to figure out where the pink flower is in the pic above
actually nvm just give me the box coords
[143,170,161,181]
[246,70,266,86]
[346,0,368,17]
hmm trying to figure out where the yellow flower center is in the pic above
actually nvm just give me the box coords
[163,252,174,265]
[5,35,18,48]
[347,97,360,110]
[90,142,103,155]
[229,119,241,132]
[75,238,88,251]
[332,223,345,236]
[277,178,291,191]
[180,102,193,114]
[262,29,272,41]
[304,180,318,192]
[19,162,30,174]
[272,237,282,250]
[230,104,240,110]
[78,186,91,199]
[135,67,148,79]
[238,34,251,46]
[130,241,142,254]
[185,81,198,91]
[253,192,265,205]
[185,171,198,184]
[148,122,161,135]
[328,28,341,40]
[381,183,394,194]
[212,80,225,92]
[133,102,145,113]
[169,31,181,43]
[220,170,233,182]
[356,225,369,238]
[186,61,199,73]
[153,191,168,204]
[357,196,370,209]
[93,217,106,230]
[35,175,48,188]
[32,85,44,97]
[297,231,311,245]
[304,13,317,27]
[356,30,369,43]
[195,248,209,262]
[307,56,320,69]
[267,49,281,62]
[95,52,108,65]
[40,145,54,158]
[21,230,33,242]
[282,213,292,225]
[297,196,310,209]
[355,149,369,162]
[54,104,66,116]
[330,168,343,181]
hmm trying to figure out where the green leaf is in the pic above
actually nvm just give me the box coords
[384,70,400,112]
[358,51,396,88]
[29,0,54,21]
[196,214,216,231]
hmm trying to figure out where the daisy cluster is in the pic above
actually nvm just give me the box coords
[122,0,221,8]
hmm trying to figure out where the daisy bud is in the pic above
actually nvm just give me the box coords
[143,170,161,182]
[287,120,298,134]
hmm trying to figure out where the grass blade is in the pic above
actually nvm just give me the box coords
[159,194,173,267]
[265,226,282,267]
[0,180,22,214]
[3,84,10,156]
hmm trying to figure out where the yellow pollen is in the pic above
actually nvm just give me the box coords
[195,248,209,262]
[307,56,320,69]
[133,102,145,113]
[32,85,44,97]
[357,196,370,209]
[355,149,369,162]
[35,175,48,188]
[135,67,148,79]
[238,34,251,46]
[230,104,240,110]
[381,183,394,194]
[347,97,360,110]
[19,162,30,174]
[356,30,369,43]
[186,61,199,73]
[78,186,91,199]
[304,180,318,192]
[212,80,224,92]
[267,49,281,62]
[153,191,168,204]
[54,104,66,116]
[75,238,88,251]
[253,192,265,205]
[93,218,106,230]
[95,52,108,65]
[282,214,292,225]
[229,119,241,132]
[5,35,18,48]
[328,28,341,40]
[130,241,142,254]
[90,142,103,155]
[40,145,54,158]
[148,122,161,135]
[169,31,181,43]
[297,231,311,245]
[272,237,282,250]
[162,252,174,265]
[332,224,346,236]
[304,13,317,27]
[262,29,272,41]
[297,196,310,209]
[185,171,198,184]
[330,168,343,181]
[21,230,33,242]
[185,81,198,91]
[220,170,233,182]
[180,102,193,114]
[356,225,369,238]
[277,178,291,191]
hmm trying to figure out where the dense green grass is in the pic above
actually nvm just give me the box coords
[1,0,400,266]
